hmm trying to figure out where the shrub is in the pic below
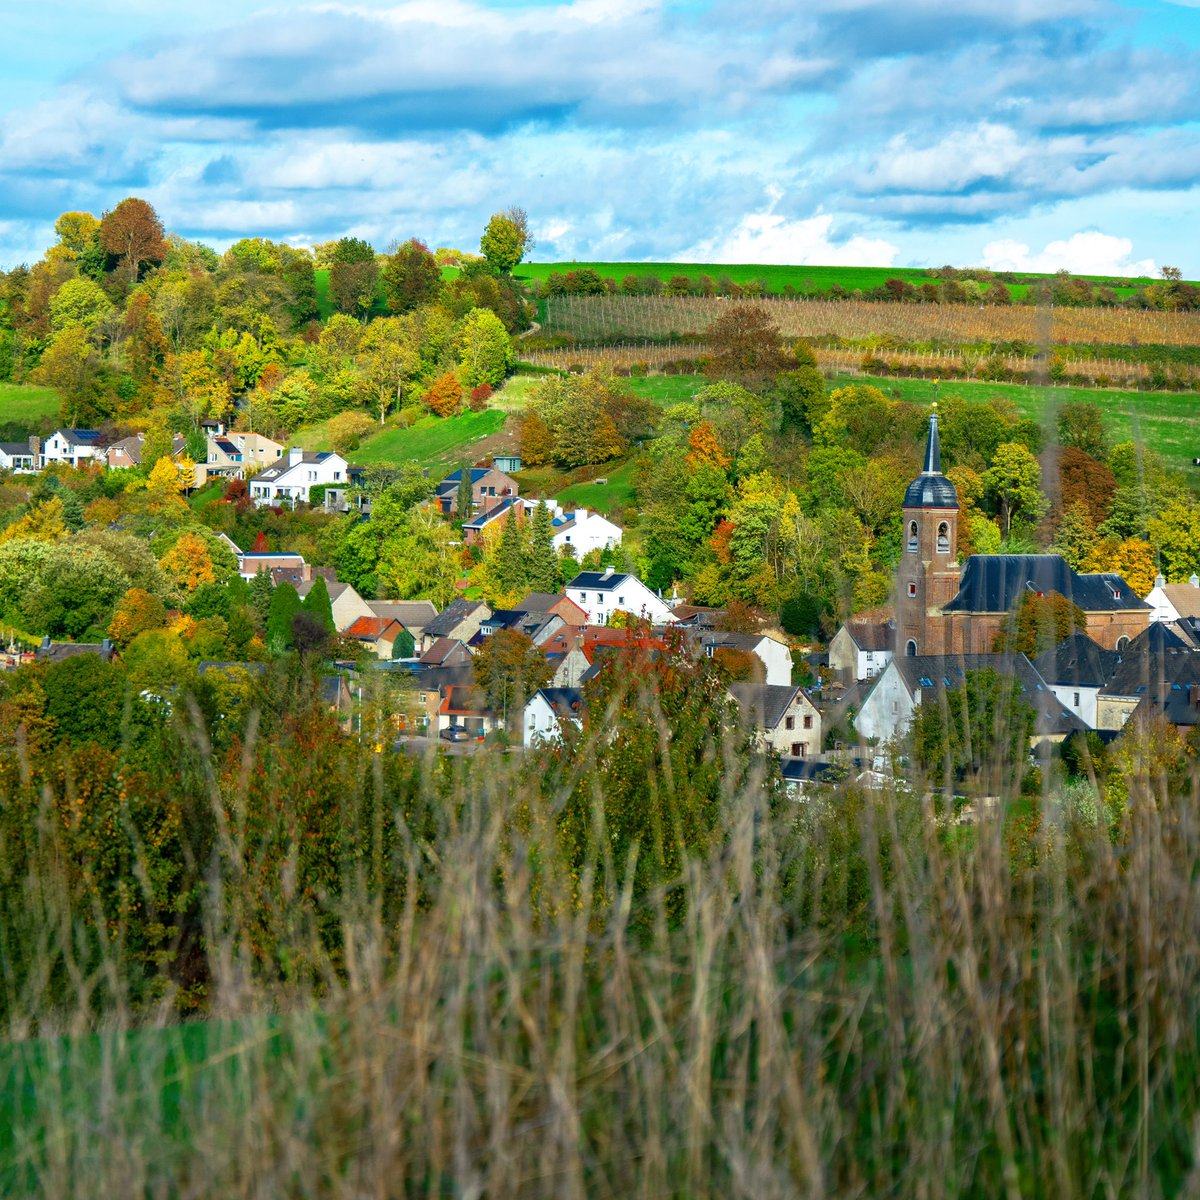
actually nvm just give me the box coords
[327,411,377,455]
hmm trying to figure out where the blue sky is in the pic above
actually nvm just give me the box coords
[1,0,1198,274]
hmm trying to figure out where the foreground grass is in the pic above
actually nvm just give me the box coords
[2,733,1198,1198]
[0,383,60,430]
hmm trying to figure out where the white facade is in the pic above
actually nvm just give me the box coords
[41,430,106,468]
[0,443,37,472]
[828,624,894,682]
[1043,683,1102,730]
[565,570,677,626]
[250,450,349,505]
[551,508,622,558]
[853,661,918,743]
[523,690,583,748]
[1145,577,1200,624]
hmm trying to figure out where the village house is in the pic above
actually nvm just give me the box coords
[41,429,107,468]
[419,638,474,669]
[828,620,895,683]
[516,592,588,627]
[855,653,1087,749]
[566,568,677,626]
[693,630,793,688]
[523,687,584,748]
[343,616,409,659]
[249,450,349,506]
[1032,633,1122,730]
[436,466,519,516]
[0,439,38,472]
[727,682,822,759]
[196,430,285,487]
[419,599,491,652]
[367,600,438,644]
[1094,623,1200,732]
[548,506,622,557]
[1145,573,1200,626]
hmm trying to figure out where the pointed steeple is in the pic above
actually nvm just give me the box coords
[903,403,958,509]
[923,404,941,474]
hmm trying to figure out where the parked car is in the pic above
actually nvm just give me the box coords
[439,725,471,742]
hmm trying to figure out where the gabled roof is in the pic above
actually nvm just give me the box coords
[532,687,584,720]
[1033,633,1122,689]
[1100,635,1200,698]
[368,600,437,627]
[438,684,491,716]
[420,637,470,665]
[345,616,404,641]
[0,442,33,456]
[1132,683,1200,727]
[423,598,488,639]
[106,435,144,463]
[1129,622,1190,654]
[59,428,104,446]
[464,496,523,529]
[728,683,809,730]
[886,652,1085,736]
[844,621,895,652]
[1153,582,1200,620]
[943,555,1149,614]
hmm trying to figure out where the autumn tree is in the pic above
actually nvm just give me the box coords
[382,238,441,313]
[992,591,1087,657]
[0,497,68,544]
[479,208,531,274]
[423,372,463,418]
[51,211,100,262]
[159,530,217,592]
[474,628,551,719]
[687,421,732,472]
[31,327,103,425]
[1147,497,1200,580]
[327,412,376,455]
[109,588,169,645]
[704,304,789,388]
[1086,536,1156,595]
[99,197,168,285]
[1056,400,1107,459]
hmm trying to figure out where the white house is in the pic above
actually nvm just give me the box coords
[727,683,821,759]
[523,687,583,748]
[550,507,622,558]
[855,653,1086,748]
[1145,574,1200,624]
[1031,633,1121,730]
[696,631,793,688]
[0,440,37,472]
[566,569,677,626]
[41,429,107,468]
[249,450,349,506]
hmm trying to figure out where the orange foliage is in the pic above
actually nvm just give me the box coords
[160,531,217,592]
[423,372,462,417]
[687,421,731,472]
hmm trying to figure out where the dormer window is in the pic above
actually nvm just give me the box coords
[907,521,918,552]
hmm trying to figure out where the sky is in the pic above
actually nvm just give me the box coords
[0,0,1198,274]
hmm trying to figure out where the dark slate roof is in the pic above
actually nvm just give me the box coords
[414,664,476,694]
[535,687,583,719]
[368,600,437,628]
[890,652,1085,736]
[942,555,1149,614]
[780,759,839,785]
[845,620,895,652]
[1132,684,1200,727]
[1033,633,1122,689]
[903,409,959,510]
[35,640,116,663]
[0,442,33,455]
[568,571,632,592]
[728,683,806,730]
[423,598,486,639]
[1128,621,1190,654]
[464,497,522,529]
[516,592,567,613]
[1100,639,1200,698]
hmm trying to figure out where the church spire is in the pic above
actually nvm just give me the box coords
[923,404,941,474]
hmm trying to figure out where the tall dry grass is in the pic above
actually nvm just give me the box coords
[2,716,1200,1198]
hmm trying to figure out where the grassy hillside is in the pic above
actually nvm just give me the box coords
[515,261,1165,301]
[0,383,60,430]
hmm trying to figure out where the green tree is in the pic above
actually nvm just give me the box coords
[492,510,529,599]
[1056,400,1107,459]
[479,208,531,274]
[267,582,302,653]
[377,507,460,606]
[300,576,336,634]
[21,543,130,639]
[454,307,513,388]
[49,278,113,333]
[984,442,1048,537]
[382,238,441,313]
[525,501,560,592]
[456,464,473,519]
[249,567,274,629]
[1147,497,1200,580]
[1053,500,1099,571]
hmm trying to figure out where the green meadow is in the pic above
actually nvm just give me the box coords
[0,383,60,430]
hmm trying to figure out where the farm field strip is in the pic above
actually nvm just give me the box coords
[538,294,1200,348]
[519,342,1197,389]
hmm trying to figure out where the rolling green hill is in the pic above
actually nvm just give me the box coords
[0,383,60,430]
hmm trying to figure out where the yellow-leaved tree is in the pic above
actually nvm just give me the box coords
[0,497,68,544]
[159,531,216,592]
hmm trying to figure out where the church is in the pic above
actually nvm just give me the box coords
[894,408,1151,656]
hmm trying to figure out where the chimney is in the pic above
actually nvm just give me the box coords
[101,638,113,658]
[289,447,303,467]
[602,565,614,579]
[1191,574,1200,589]
[40,635,50,649]
[28,435,39,457]
[1155,573,1166,589]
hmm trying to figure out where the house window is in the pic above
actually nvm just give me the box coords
[618,596,625,605]
[785,716,795,730]
[528,713,537,729]
[907,582,917,598]
[866,651,874,661]
[791,742,802,757]
[803,715,813,729]
[907,521,918,552]
[937,521,950,553]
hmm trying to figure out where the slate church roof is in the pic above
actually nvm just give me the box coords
[942,555,1149,615]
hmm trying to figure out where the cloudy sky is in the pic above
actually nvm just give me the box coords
[1,0,1197,274]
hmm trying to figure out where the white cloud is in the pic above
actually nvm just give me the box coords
[680,202,898,266]
[981,231,1156,276]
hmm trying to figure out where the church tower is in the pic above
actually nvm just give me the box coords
[896,406,961,656]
